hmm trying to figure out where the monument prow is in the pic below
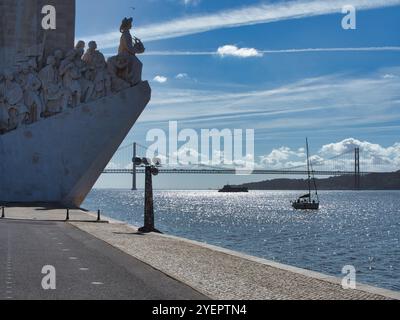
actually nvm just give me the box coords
[0,82,151,207]
[0,0,151,206]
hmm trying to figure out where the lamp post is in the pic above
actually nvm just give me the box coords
[132,143,137,191]
[134,157,162,233]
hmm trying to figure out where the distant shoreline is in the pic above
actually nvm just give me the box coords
[236,171,400,191]
[93,171,400,191]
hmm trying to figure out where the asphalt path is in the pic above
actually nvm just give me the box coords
[0,219,207,300]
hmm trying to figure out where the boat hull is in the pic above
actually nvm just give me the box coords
[0,82,151,207]
[218,186,249,193]
[292,202,320,210]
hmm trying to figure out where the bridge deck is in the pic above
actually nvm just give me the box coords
[103,168,370,176]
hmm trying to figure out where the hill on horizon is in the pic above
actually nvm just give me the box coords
[237,171,400,190]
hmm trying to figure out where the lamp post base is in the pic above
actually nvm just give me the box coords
[138,226,162,234]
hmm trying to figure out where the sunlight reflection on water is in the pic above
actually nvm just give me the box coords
[83,190,400,291]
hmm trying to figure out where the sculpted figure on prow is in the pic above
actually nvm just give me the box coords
[118,17,144,86]
[0,17,146,135]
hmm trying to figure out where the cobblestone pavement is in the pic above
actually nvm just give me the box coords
[70,221,399,300]
[2,206,399,300]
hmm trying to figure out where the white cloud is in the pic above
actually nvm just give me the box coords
[217,45,263,58]
[142,68,400,133]
[144,46,400,56]
[153,75,168,83]
[321,138,400,158]
[383,74,397,79]
[260,47,400,54]
[260,147,306,168]
[320,138,364,155]
[257,139,400,171]
[80,0,400,49]
[183,0,201,6]
[176,73,189,79]
[108,138,400,172]
[319,138,400,171]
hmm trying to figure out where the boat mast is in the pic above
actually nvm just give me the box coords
[306,138,311,201]
[309,147,320,202]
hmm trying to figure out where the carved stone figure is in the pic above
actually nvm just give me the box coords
[60,49,82,107]
[3,69,30,129]
[20,62,43,123]
[107,55,131,92]
[82,41,105,68]
[74,46,94,103]
[118,17,144,86]
[0,73,9,132]
[28,57,39,73]
[0,97,9,132]
[39,56,69,115]
[75,40,86,51]
[82,42,111,100]
[92,64,111,99]
[54,49,65,69]
[14,64,24,87]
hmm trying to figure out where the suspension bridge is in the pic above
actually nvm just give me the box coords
[102,142,393,189]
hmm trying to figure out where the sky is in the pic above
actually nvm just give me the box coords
[75,0,400,189]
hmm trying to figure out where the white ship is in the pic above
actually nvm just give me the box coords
[0,0,151,207]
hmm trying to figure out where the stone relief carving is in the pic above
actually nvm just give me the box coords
[0,17,145,135]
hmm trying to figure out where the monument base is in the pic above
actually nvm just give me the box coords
[0,82,151,207]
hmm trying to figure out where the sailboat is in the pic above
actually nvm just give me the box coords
[292,138,320,210]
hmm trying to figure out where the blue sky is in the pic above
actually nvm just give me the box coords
[75,0,400,189]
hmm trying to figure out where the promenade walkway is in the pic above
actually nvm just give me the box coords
[1,206,399,300]
[0,207,206,300]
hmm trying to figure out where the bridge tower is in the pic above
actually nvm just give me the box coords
[354,147,361,190]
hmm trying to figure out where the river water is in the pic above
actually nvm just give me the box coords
[83,190,400,291]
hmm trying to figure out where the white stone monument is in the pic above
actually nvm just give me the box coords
[0,1,151,207]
